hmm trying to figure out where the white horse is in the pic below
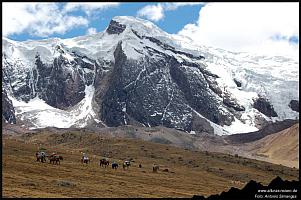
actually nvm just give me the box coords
[123,161,131,170]
[81,156,90,164]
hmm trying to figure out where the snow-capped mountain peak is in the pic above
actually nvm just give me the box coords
[110,16,167,36]
[2,16,299,135]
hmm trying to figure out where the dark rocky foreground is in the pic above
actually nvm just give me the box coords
[192,176,300,200]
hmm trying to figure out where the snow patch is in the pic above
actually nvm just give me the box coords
[62,52,74,62]
[82,58,93,65]
[9,85,103,129]
[222,117,258,134]
[189,130,196,135]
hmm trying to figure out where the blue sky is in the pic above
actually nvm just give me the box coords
[2,2,298,58]
[4,3,203,41]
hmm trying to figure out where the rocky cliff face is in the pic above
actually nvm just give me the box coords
[2,87,16,124]
[2,16,299,134]
[34,53,89,109]
[98,32,244,132]
[3,49,96,110]
[253,97,278,117]
[106,20,127,35]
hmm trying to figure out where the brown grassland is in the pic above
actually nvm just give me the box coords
[2,131,299,198]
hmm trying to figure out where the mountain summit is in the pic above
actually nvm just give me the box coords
[2,16,299,135]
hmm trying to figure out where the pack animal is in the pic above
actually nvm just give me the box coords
[99,158,110,168]
[48,155,63,165]
[153,164,159,172]
[112,162,118,170]
[81,156,90,164]
[123,161,131,170]
[35,152,46,163]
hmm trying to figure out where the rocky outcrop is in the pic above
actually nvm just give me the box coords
[35,54,86,109]
[3,52,96,110]
[170,62,233,127]
[2,88,16,124]
[100,42,194,130]
[253,97,278,117]
[233,78,242,87]
[289,100,299,112]
[106,20,126,35]
[222,93,245,112]
[191,114,214,134]
[3,54,36,102]
[192,176,300,200]
[99,40,241,132]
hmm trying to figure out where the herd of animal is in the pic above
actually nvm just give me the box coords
[35,152,63,165]
[35,151,161,172]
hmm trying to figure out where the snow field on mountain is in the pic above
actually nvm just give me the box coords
[2,16,299,135]
[9,85,99,128]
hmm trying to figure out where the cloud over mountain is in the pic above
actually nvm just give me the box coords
[178,3,299,59]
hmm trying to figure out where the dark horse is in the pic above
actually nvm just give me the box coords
[100,159,109,168]
[123,161,131,170]
[48,155,63,165]
[35,152,46,163]
[112,162,118,170]
[153,164,159,172]
[81,156,90,164]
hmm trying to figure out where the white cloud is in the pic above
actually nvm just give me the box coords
[137,4,164,22]
[178,3,299,59]
[3,3,35,36]
[64,2,119,16]
[3,3,89,37]
[163,2,204,11]
[137,3,203,22]
[86,27,97,35]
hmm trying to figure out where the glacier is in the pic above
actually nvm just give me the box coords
[2,16,299,135]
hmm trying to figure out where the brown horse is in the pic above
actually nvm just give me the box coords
[81,156,90,164]
[99,159,109,168]
[48,155,63,165]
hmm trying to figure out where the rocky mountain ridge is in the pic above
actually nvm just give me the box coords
[2,16,299,135]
